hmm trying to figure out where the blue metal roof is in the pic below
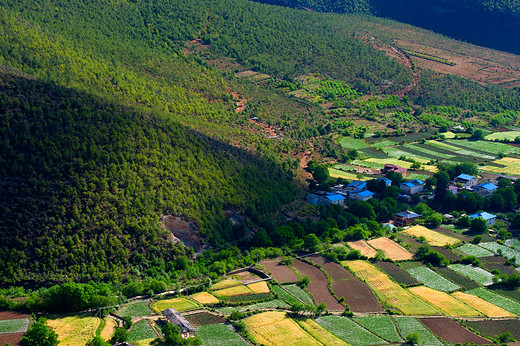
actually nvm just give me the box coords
[347,181,366,188]
[325,193,345,201]
[395,211,421,219]
[475,183,497,190]
[469,212,496,220]
[356,190,374,197]
[378,177,392,183]
[411,179,424,185]
[401,182,414,188]
[457,174,475,181]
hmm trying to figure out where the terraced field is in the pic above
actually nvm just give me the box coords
[347,240,378,258]
[448,264,496,286]
[451,291,515,317]
[151,297,200,313]
[406,266,460,292]
[393,317,442,346]
[197,323,249,346]
[403,225,461,247]
[353,316,403,343]
[296,319,348,345]
[367,237,413,261]
[375,262,419,286]
[116,300,153,319]
[316,316,386,345]
[419,317,490,345]
[408,286,481,317]
[457,244,495,257]
[47,314,100,345]
[466,288,520,315]
[479,242,520,265]
[260,259,298,283]
[191,292,219,305]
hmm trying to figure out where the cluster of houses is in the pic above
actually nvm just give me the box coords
[452,174,498,197]
[308,180,376,207]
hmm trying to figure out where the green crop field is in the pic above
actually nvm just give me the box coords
[272,285,303,306]
[370,140,398,149]
[447,139,520,155]
[479,242,520,265]
[215,307,238,315]
[128,320,158,342]
[448,264,495,286]
[350,160,384,169]
[151,297,200,313]
[405,144,454,159]
[338,137,369,150]
[456,244,495,257]
[284,285,314,305]
[393,317,442,346]
[116,300,153,319]
[197,323,249,346]
[427,140,494,159]
[384,147,431,163]
[406,173,430,181]
[466,287,520,315]
[329,168,367,180]
[485,131,520,141]
[353,316,403,343]
[407,266,460,292]
[0,318,29,334]
[505,239,520,251]
[316,316,385,345]
[239,299,290,312]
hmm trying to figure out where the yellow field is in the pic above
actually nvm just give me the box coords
[402,225,460,247]
[247,281,270,294]
[347,240,377,258]
[134,339,155,346]
[343,260,440,315]
[440,131,456,139]
[243,311,320,345]
[100,317,117,341]
[451,291,515,318]
[367,237,413,261]
[210,278,242,290]
[365,158,437,172]
[151,297,200,313]
[212,285,253,297]
[47,314,100,345]
[297,319,348,345]
[409,286,481,317]
[482,157,520,175]
[190,292,219,305]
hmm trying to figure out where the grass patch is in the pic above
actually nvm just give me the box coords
[466,287,520,315]
[448,264,496,286]
[485,131,520,141]
[369,140,398,149]
[116,300,153,319]
[408,286,481,317]
[482,157,520,175]
[197,323,248,346]
[451,291,514,318]
[297,319,348,345]
[128,320,158,342]
[407,266,460,292]
[47,314,99,345]
[338,137,369,149]
[151,297,200,313]
[402,225,461,247]
[190,292,219,305]
[393,317,442,346]
[316,316,385,345]
[353,316,403,343]
[283,285,314,305]
[0,318,29,334]
[247,281,270,294]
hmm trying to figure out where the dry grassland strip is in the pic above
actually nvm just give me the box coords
[403,225,461,247]
[343,260,440,315]
[100,318,117,341]
[210,279,242,290]
[190,292,219,305]
[47,314,100,345]
[451,291,515,317]
[367,237,413,261]
[347,240,378,258]
[247,281,270,294]
[296,319,348,345]
[408,286,481,317]
[243,311,320,345]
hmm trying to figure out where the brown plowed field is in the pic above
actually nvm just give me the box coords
[291,259,344,311]
[0,332,24,345]
[465,319,520,339]
[431,246,459,262]
[419,317,491,344]
[375,261,419,286]
[347,240,377,258]
[0,311,29,320]
[261,259,298,283]
[308,256,383,313]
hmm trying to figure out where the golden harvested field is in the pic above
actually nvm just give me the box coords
[403,225,461,247]
[210,279,242,290]
[482,157,520,175]
[151,297,200,313]
[243,311,320,345]
[347,240,377,258]
[212,285,253,297]
[297,319,348,345]
[367,237,413,261]
[409,286,481,317]
[343,260,440,315]
[47,314,100,345]
[451,291,515,318]
[100,318,117,341]
[247,281,270,294]
[190,292,219,305]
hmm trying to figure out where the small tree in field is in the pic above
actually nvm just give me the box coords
[406,333,420,345]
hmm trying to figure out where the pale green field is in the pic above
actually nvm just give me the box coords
[485,131,520,141]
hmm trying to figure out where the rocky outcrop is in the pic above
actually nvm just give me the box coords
[162,215,201,251]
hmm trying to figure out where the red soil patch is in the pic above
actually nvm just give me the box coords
[291,259,344,311]
[0,311,29,320]
[419,317,491,345]
[260,259,298,283]
[0,332,24,346]
[308,256,383,313]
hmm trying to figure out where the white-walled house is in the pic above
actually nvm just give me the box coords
[400,180,424,195]
[469,212,496,226]
[349,190,374,201]
[455,174,478,187]
[473,183,498,197]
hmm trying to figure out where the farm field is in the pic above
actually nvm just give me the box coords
[0,332,24,346]
[505,238,520,251]
[260,259,298,283]
[116,300,153,319]
[384,147,432,163]
[485,131,520,141]
[128,320,158,342]
[448,264,496,286]
[309,255,383,313]
[465,319,520,340]
[243,311,320,345]
[212,285,253,298]
[406,266,460,292]
[451,291,515,317]
[291,259,343,311]
[197,323,249,346]
[0,318,29,334]
[329,168,368,180]
[375,262,419,286]
[393,317,442,346]
[405,172,430,181]
[238,299,290,312]
[482,261,517,275]
[229,270,262,284]
[343,260,440,315]
[397,234,423,253]
[402,225,461,247]
[296,319,348,345]
[367,237,413,261]
[433,227,471,242]
[482,157,520,175]
[47,314,99,345]
[210,279,242,290]
[353,316,403,343]
[184,312,225,326]
[247,281,269,294]
[338,137,369,150]
[283,284,314,305]
[434,267,480,290]
[457,244,495,257]
[419,317,490,344]
[479,242,520,265]
[408,286,481,316]
[151,297,200,313]
[316,316,385,345]
[347,240,378,258]
[447,139,520,155]
[100,318,117,341]
[271,285,304,306]
[466,287,520,315]
[190,292,219,305]
[491,288,520,302]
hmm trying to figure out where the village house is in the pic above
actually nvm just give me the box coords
[307,192,346,207]
[394,210,421,227]
[473,183,498,197]
[349,190,374,201]
[469,211,496,226]
[162,308,196,339]
[455,174,478,187]
[400,180,424,195]
[344,180,367,192]
[383,164,406,175]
